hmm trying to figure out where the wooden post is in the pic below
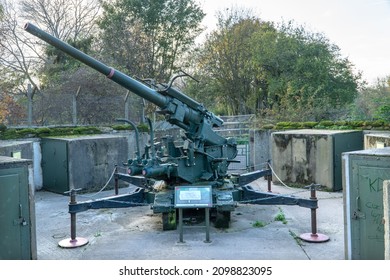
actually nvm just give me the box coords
[384,180,390,260]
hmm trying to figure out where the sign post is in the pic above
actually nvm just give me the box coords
[174,186,212,243]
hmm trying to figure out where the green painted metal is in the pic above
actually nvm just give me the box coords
[41,138,69,194]
[333,131,363,191]
[0,157,32,259]
[344,149,390,259]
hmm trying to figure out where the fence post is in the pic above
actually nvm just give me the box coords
[72,86,81,126]
[124,90,130,120]
[27,84,33,127]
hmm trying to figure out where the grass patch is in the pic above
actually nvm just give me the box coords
[252,220,266,228]
[274,207,287,224]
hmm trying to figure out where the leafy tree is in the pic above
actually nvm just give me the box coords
[97,0,205,121]
[251,21,361,121]
[349,76,390,121]
[0,92,25,124]
[189,9,268,114]
[98,0,205,81]
[193,8,361,120]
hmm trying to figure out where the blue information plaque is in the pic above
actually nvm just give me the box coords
[174,185,212,208]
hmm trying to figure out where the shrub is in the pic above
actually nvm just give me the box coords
[318,120,334,127]
[35,127,51,136]
[262,124,275,129]
[302,121,318,128]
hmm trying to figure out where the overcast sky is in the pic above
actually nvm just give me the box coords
[199,0,390,85]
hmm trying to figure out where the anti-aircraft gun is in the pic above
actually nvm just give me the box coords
[24,23,317,231]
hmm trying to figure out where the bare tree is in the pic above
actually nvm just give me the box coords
[0,0,101,92]
[20,0,100,41]
[0,0,42,93]
[0,0,102,125]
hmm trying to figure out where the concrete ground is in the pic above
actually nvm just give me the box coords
[34,179,345,260]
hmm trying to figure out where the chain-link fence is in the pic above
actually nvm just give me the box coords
[6,91,146,127]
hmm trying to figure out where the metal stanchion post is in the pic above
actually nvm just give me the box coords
[204,208,211,243]
[178,208,184,243]
[267,161,272,193]
[58,188,89,248]
[300,184,330,243]
[114,165,119,195]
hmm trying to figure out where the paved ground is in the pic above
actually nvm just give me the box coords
[34,178,345,260]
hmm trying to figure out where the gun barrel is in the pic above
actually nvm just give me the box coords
[24,22,168,108]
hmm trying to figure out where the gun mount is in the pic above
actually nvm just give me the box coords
[25,23,318,231]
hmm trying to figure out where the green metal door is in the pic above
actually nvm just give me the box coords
[41,138,69,193]
[333,131,363,191]
[0,167,31,260]
[345,151,390,259]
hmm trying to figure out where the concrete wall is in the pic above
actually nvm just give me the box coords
[2,128,381,193]
[65,135,128,191]
[271,129,363,191]
[0,131,149,192]
[249,129,273,170]
[271,130,333,188]
[0,139,42,190]
[0,140,34,159]
[41,132,149,193]
[364,133,390,149]
[114,131,149,161]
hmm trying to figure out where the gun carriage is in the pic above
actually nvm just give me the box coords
[24,23,317,231]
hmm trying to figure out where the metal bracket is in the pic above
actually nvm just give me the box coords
[239,185,318,209]
[68,188,146,214]
[238,169,272,187]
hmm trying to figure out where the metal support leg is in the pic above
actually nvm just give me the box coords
[300,185,330,243]
[114,165,119,195]
[204,208,211,243]
[267,161,272,193]
[178,208,184,243]
[177,208,211,244]
[58,188,89,248]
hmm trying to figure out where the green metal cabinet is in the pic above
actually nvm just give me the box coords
[0,156,36,260]
[343,148,390,259]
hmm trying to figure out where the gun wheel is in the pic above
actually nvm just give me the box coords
[213,210,231,228]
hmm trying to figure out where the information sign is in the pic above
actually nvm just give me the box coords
[174,186,212,208]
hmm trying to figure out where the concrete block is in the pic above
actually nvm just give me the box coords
[0,139,43,190]
[0,140,33,158]
[41,135,128,193]
[249,129,273,171]
[364,133,390,149]
[271,129,363,191]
